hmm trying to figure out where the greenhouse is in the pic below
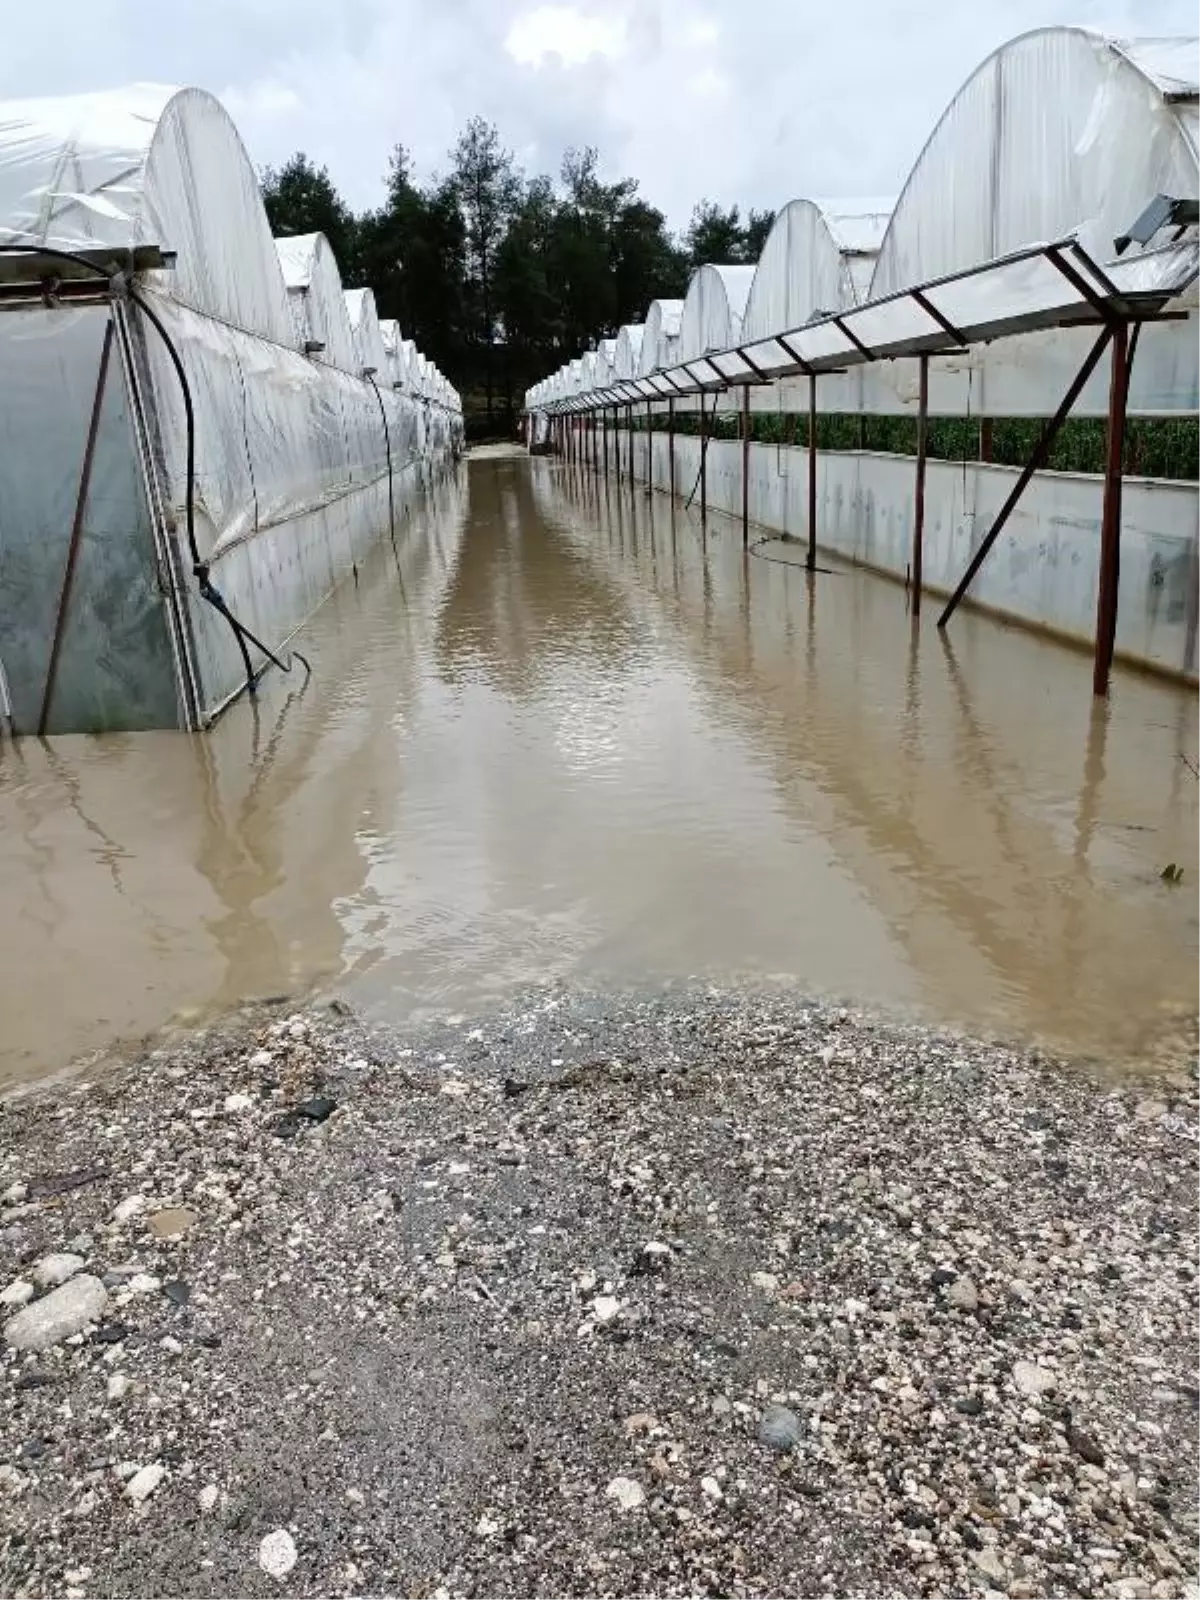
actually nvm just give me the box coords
[0,83,461,736]
[527,25,1199,692]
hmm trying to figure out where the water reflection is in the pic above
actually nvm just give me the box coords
[0,453,1195,1086]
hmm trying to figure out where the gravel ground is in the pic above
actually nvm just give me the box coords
[0,987,1196,1600]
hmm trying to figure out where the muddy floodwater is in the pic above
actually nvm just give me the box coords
[1,450,1196,1086]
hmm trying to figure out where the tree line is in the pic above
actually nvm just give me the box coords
[262,122,773,438]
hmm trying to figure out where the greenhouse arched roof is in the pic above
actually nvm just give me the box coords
[639,299,685,375]
[871,26,1200,298]
[741,199,892,343]
[0,83,297,347]
[275,232,358,372]
[679,264,755,363]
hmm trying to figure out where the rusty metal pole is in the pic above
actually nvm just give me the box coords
[743,384,755,546]
[38,318,115,737]
[912,353,929,615]
[807,374,818,571]
[700,394,708,523]
[668,396,676,500]
[627,403,635,494]
[615,406,622,489]
[646,400,654,496]
[1093,321,1130,697]
[979,416,994,462]
[939,325,1113,629]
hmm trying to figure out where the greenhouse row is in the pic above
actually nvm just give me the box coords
[0,84,462,737]
[526,27,1199,689]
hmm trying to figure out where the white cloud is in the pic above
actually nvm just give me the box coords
[505,5,628,69]
[0,0,1194,228]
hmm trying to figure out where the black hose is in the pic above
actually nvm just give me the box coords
[127,286,311,700]
[366,373,398,559]
[1,242,311,708]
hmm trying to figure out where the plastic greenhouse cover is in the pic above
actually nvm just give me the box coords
[742,201,886,344]
[613,325,645,379]
[275,233,358,372]
[870,28,1199,299]
[344,288,389,379]
[0,85,297,348]
[679,264,756,360]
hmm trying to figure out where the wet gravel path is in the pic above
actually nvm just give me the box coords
[0,989,1196,1599]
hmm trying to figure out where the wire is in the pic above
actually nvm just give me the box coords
[748,535,837,575]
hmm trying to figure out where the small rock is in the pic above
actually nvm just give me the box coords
[259,1529,298,1579]
[700,1475,723,1501]
[591,1295,621,1324]
[3,1181,29,1206]
[107,1373,132,1402]
[160,1335,184,1355]
[198,1484,219,1513]
[1066,1424,1105,1466]
[4,1276,108,1352]
[0,1280,34,1309]
[125,1273,162,1296]
[111,1195,147,1225]
[148,1208,197,1241]
[476,1513,500,1537]
[224,1093,255,1114]
[162,1280,191,1308]
[248,1049,274,1070]
[295,1096,336,1123]
[1013,1361,1057,1398]
[33,1253,86,1290]
[972,1548,1008,1584]
[955,1394,984,1416]
[946,1275,979,1312]
[605,1476,646,1512]
[623,1412,657,1436]
[750,1271,779,1293]
[758,1404,803,1453]
[125,1463,166,1504]
[631,1241,672,1275]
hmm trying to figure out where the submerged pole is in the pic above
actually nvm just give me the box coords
[700,393,708,523]
[646,400,653,495]
[938,324,1113,630]
[668,396,676,500]
[1094,321,1130,697]
[741,383,751,547]
[627,402,635,493]
[807,374,818,572]
[912,352,929,615]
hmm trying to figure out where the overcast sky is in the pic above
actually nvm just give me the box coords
[4,0,1196,228]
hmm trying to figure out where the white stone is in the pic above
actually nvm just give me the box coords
[947,1276,979,1311]
[605,1475,646,1511]
[125,1463,166,1504]
[198,1484,219,1513]
[751,1272,779,1292]
[476,1513,500,1537]
[33,1253,86,1289]
[125,1274,161,1296]
[160,1335,184,1355]
[971,1548,1008,1584]
[700,1475,723,1501]
[224,1093,255,1113]
[4,1275,108,1352]
[0,1279,34,1309]
[248,1050,274,1069]
[591,1295,622,1324]
[2,1181,29,1206]
[259,1529,298,1579]
[107,1373,132,1402]
[111,1195,147,1225]
[1013,1360,1057,1398]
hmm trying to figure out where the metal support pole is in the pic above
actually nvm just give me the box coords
[1093,322,1130,697]
[807,374,818,571]
[646,400,653,495]
[700,393,708,522]
[668,397,676,500]
[979,416,994,462]
[603,408,609,476]
[615,406,622,488]
[912,353,929,615]
[627,403,634,494]
[938,325,1113,629]
[742,384,751,546]
[39,318,115,736]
